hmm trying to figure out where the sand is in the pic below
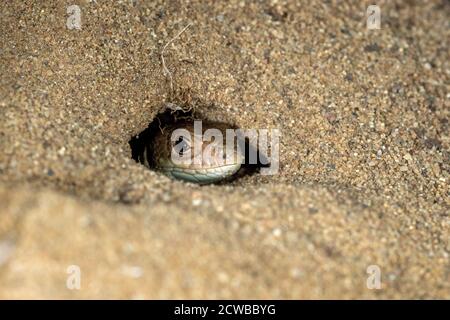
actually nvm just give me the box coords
[0,0,448,299]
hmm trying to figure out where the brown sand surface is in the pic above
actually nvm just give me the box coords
[0,0,449,298]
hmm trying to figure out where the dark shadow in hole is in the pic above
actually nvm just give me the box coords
[129,108,270,184]
[129,109,194,168]
[239,137,271,178]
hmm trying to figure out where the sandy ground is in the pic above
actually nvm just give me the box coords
[0,0,449,299]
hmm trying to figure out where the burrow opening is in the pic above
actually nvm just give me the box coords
[129,106,270,184]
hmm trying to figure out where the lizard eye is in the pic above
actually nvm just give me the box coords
[173,136,190,156]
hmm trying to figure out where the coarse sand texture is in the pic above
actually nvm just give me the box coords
[0,0,449,298]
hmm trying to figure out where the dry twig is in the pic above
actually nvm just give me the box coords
[160,23,192,95]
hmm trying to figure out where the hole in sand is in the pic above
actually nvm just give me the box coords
[129,106,269,184]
